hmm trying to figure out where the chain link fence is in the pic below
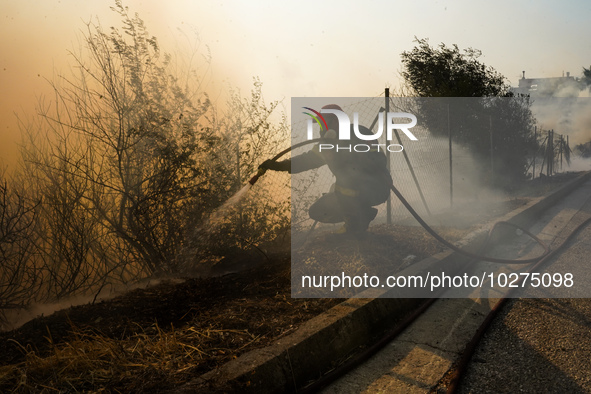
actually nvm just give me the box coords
[235,96,583,246]
[529,128,572,178]
[289,97,500,239]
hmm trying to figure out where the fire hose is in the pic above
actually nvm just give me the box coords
[250,139,591,393]
[251,137,551,264]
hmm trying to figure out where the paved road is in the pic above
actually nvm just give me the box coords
[323,179,591,393]
[457,195,591,393]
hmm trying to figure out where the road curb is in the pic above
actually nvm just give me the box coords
[178,171,591,394]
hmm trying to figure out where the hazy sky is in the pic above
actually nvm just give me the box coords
[1,0,590,167]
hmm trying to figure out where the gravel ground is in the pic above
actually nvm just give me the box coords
[457,196,591,394]
[458,297,591,393]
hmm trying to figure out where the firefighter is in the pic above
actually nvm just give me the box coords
[259,104,392,235]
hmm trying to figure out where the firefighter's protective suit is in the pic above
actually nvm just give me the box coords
[260,124,392,234]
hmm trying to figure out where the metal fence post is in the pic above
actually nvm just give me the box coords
[385,88,391,225]
[547,130,553,177]
[490,116,494,185]
[533,126,536,180]
[560,134,563,171]
[448,104,453,208]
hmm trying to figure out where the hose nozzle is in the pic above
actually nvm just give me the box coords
[248,167,267,185]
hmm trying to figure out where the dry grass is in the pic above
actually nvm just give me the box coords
[0,321,263,393]
[0,258,340,393]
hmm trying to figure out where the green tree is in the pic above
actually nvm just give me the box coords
[401,38,511,97]
[582,66,591,89]
[574,141,591,158]
[400,38,537,188]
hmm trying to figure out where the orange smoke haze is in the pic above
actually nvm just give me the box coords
[2,1,591,169]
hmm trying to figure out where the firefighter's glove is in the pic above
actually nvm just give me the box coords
[258,159,291,173]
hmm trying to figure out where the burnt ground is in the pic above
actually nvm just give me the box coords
[0,252,344,392]
[0,226,512,393]
[0,172,583,393]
